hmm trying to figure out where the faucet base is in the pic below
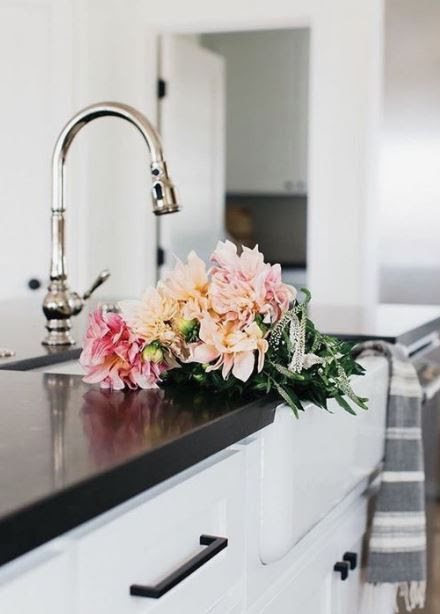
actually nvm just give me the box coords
[42,319,76,347]
[43,332,76,346]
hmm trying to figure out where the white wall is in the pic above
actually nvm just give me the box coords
[0,0,383,307]
[0,0,74,300]
[380,0,440,303]
[74,0,158,298]
[0,0,158,303]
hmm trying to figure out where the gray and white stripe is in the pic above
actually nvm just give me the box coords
[386,427,422,440]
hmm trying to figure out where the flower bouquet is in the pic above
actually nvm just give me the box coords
[80,241,367,417]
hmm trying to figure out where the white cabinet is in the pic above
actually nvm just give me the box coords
[202,29,309,195]
[0,449,246,614]
[73,449,246,614]
[330,537,363,614]
[0,548,73,614]
[293,577,333,614]
[255,492,369,614]
[0,406,379,614]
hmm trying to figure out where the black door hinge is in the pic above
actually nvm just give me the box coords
[157,246,165,267]
[157,78,167,99]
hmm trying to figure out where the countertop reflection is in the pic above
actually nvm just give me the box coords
[81,385,241,467]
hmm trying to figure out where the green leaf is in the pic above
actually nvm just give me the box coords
[283,328,293,354]
[273,380,299,418]
[355,395,369,411]
[269,361,306,381]
[299,287,311,304]
[334,394,357,416]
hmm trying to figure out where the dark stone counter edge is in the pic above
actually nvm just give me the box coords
[0,396,275,568]
[323,315,440,348]
[333,315,440,348]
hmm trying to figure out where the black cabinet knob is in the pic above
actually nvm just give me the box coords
[334,561,350,581]
[28,278,41,290]
[343,551,358,570]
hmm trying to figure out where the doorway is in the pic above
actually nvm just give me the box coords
[157,29,310,288]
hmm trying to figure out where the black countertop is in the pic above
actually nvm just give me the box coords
[0,370,274,567]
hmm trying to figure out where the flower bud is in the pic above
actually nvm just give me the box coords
[142,342,164,363]
[175,317,198,340]
[255,314,269,335]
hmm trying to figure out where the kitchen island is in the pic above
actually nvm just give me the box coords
[0,356,388,614]
[0,299,439,613]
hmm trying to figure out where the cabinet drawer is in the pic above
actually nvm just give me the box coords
[206,582,244,613]
[0,548,72,614]
[74,449,246,614]
[260,492,369,613]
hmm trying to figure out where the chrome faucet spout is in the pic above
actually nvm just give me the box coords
[43,102,180,346]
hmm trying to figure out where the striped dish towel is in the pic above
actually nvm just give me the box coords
[354,341,426,613]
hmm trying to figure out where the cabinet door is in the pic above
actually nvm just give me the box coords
[0,549,73,614]
[292,575,333,614]
[255,492,369,614]
[331,537,363,614]
[298,541,363,614]
[261,573,333,614]
[74,450,245,614]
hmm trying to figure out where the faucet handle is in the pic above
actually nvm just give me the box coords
[83,269,110,301]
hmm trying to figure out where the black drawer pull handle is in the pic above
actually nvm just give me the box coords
[343,551,358,570]
[334,561,350,581]
[130,534,228,599]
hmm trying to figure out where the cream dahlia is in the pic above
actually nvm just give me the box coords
[160,250,209,320]
[188,314,268,382]
[118,287,180,348]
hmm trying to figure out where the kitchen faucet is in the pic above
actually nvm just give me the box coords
[42,102,180,346]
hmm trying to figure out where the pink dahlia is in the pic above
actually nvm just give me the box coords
[80,309,169,390]
[209,240,296,325]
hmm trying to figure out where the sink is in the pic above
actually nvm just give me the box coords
[258,355,388,564]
